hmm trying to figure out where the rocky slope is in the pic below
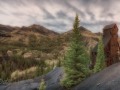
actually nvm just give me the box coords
[1,63,120,90]
[0,67,64,90]
[74,62,120,90]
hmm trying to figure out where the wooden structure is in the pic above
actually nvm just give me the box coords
[91,23,120,68]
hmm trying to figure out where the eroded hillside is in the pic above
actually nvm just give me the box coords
[0,24,99,82]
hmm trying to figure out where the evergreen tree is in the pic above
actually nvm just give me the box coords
[61,14,89,88]
[39,79,46,90]
[94,37,106,73]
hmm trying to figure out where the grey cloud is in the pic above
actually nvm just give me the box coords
[63,1,86,17]
[0,0,120,33]
[43,21,67,32]
[12,12,26,16]
[56,11,73,21]
[0,10,8,15]
[107,13,114,18]
[86,10,95,20]
[81,20,115,27]
[100,12,114,19]
[41,7,55,20]
[44,22,67,27]
[57,11,67,18]
[0,0,26,6]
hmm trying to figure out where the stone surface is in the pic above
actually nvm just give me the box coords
[0,67,64,90]
[74,63,120,90]
[2,63,120,90]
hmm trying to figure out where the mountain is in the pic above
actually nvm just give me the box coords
[0,24,99,83]
[0,24,14,32]
[0,24,59,44]
[0,24,99,48]
[14,24,59,37]
[0,24,58,36]
[94,32,103,36]
[63,26,99,38]
[62,26,100,49]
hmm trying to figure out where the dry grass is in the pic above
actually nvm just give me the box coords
[10,66,37,81]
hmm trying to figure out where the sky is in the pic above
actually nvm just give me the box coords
[0,0,120,33]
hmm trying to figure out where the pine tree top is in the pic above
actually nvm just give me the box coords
[73,14,80,34]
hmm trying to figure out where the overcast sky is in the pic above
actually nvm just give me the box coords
[0,0,120,33]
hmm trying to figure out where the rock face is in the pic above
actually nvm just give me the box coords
[74,63,120,90]
[2,63,120,90]
[0,67,64,90]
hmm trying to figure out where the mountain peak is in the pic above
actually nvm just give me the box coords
[0,24,59,36]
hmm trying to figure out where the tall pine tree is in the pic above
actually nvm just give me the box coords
[94,37,106,73]
[61,14,89,88]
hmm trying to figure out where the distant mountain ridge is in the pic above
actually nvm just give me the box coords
[62,26,100,48]
[0,24,100,38]
[0,24,58,36]
[0,24,99,49]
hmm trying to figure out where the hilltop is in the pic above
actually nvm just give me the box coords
[0,24,58,44]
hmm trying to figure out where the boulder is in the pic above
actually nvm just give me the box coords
[0,67,64,90]
[74,63,120,90]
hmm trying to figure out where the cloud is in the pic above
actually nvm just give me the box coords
[0,0,120,33]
